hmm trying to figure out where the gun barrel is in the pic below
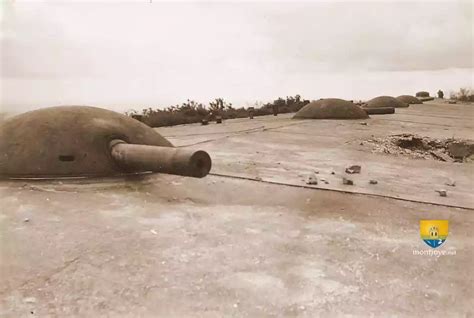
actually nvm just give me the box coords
[109,140,211,178]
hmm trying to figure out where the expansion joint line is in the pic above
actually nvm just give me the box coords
[209,172,473,211]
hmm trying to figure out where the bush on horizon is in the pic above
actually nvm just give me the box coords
[450,87,474,102]
[126,95,310,127]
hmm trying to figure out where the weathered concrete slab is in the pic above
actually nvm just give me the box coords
[0,175,472,317]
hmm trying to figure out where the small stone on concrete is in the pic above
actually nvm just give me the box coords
[436,189,447,197]
[23,297,36,304]
[343,177,354,185]
[23,218,30,222]
[306,175,318,185]
[345,165,361,174]
[445,180,456,187]
[369,180,378,185]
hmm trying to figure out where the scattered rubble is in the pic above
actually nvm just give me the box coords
[363,134,474,162]
[345,165,361,174]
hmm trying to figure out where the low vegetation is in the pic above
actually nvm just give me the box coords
[450,87,474,102]
[126,95,310,127]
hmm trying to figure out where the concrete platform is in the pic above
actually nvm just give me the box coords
[1,100,473,317]
[161,100,473,209]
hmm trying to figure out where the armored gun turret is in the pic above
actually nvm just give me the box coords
[0,106,211,179]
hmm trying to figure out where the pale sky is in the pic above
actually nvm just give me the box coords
[1,0,473,113]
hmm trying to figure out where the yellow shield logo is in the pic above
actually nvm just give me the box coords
[420,220,448,248]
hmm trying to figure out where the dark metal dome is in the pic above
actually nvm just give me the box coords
[293,98,369,120]
[365,96,409,108]
[0,106,174,178]
[396,95,422,105]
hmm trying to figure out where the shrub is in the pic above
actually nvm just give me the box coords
[126,95,310,127]
[450,88,474,102]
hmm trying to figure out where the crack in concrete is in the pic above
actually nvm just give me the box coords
[209,173,474,211]
[0,256,81,296]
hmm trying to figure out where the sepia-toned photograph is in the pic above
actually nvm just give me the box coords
[0,0,473,316]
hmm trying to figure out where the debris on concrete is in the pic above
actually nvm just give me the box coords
[306,175,318,185]
[23,297,36,304]
[23,218,30,223]
[331,171,336,175]
[436,189,447,197]
[360,122,368,126]
[430,151,454,162]
[445,180,456,187]
[345,165,361,174]
[363,134,474,162]
[343,177,354,185]
[369,180,378,185]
